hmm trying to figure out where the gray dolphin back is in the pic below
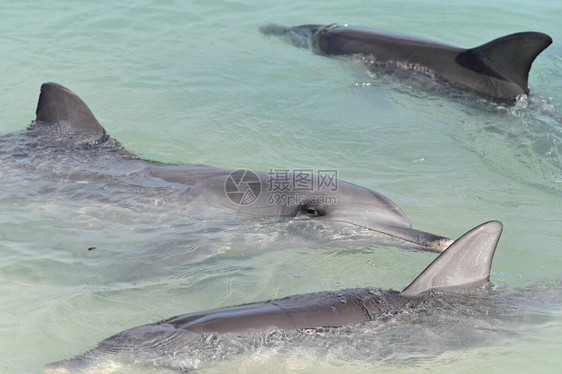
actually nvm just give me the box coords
[457,32,552,94]
[260,24,552,100]
[400,221,503,298]
[35,82,107,142]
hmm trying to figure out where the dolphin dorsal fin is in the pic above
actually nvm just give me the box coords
[456,32,552,94]
[400,221,503,298]
[35,82,107,138]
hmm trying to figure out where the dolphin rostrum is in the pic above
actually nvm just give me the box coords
[3,82,453,251]
[260,24,552,101]
[45,221,503,372]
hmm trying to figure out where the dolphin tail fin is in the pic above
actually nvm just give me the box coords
[259,24,324,49]
[457,32,552,94]
[400,221,503,298]
[35,82,108,142]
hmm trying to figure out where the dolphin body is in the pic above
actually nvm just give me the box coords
[260,24,552,101]
[45,221,503,372]
[1,82,452,251]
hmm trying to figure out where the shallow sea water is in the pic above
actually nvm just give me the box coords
[0,1,561,373]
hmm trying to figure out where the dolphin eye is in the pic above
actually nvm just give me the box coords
[306,208,319,216]
[300,205,323,218]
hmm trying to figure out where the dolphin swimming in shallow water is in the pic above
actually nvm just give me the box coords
[260,24,552,101]
[45,221,503,372]
[1,82,453,251]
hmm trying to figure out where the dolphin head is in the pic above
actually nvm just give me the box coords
[291,180,411,227]
[234,174,453,252]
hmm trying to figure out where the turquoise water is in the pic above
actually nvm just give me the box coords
[1,0,561,373]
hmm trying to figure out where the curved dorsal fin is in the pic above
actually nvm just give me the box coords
[457,32,552,94]
[35,82,106,137]
[401,221,503,298]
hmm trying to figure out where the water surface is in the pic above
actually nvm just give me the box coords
[0,0,561,373]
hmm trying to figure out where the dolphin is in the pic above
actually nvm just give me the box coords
[260,24,552,101]
[45,221,503,372]
[1,82,452,251]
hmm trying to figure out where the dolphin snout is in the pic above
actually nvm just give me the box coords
[374,225,454,252]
